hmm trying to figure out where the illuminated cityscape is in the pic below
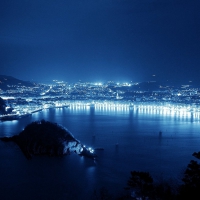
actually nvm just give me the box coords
[1,78,200,121]
[0,0,199,198]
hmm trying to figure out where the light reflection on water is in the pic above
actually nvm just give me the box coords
[0,107,200,199]
[0,120,19,137]
[67,105,200,123]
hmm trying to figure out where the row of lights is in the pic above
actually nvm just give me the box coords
[67,103,200,119]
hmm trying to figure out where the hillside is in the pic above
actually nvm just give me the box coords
[0,120,95,159]
[0,75,34,90]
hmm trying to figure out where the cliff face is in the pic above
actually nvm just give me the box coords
[0,120,94,159]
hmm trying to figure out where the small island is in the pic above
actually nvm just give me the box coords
[0,120,96,159]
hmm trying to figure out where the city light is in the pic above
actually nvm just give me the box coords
[1,79,200,122]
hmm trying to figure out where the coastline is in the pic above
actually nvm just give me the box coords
[0,105,70,122]
[1,100,200,122]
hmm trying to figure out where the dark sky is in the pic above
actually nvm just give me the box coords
[0,0,199,84]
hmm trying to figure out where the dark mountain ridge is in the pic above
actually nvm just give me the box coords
[0,75,35,90]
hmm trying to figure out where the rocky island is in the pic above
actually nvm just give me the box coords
[0,120,96,159]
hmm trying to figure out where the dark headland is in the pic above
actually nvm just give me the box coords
[0,120,96,159]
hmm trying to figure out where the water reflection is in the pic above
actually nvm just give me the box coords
[65,105,200,123]
[0,120,19,137]
[1,105,199,139]
[1,105,200,199]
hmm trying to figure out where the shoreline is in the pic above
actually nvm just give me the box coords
[0,105,69,122]
[1,101,200,122]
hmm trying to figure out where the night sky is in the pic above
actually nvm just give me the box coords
[0,0,199,84]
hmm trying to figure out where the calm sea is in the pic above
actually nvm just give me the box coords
[0,106,200,199]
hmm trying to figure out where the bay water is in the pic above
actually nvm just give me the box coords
[0,106,200,199]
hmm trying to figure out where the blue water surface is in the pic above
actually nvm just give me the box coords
[0,107,200,199]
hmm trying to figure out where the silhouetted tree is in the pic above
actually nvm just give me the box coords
[127,171,153,199]
[153,180,177,200]
[192,151,200,159]
[92,187,113,200]
[179,151,200,199]
[125,171,178,200]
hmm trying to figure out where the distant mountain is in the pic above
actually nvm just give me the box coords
[0,75,35,90]
[130,80,196,92]
[130,81,171,92]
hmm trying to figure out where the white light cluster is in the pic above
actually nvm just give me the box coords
[68,102,200,120]
[88,147,94,153]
